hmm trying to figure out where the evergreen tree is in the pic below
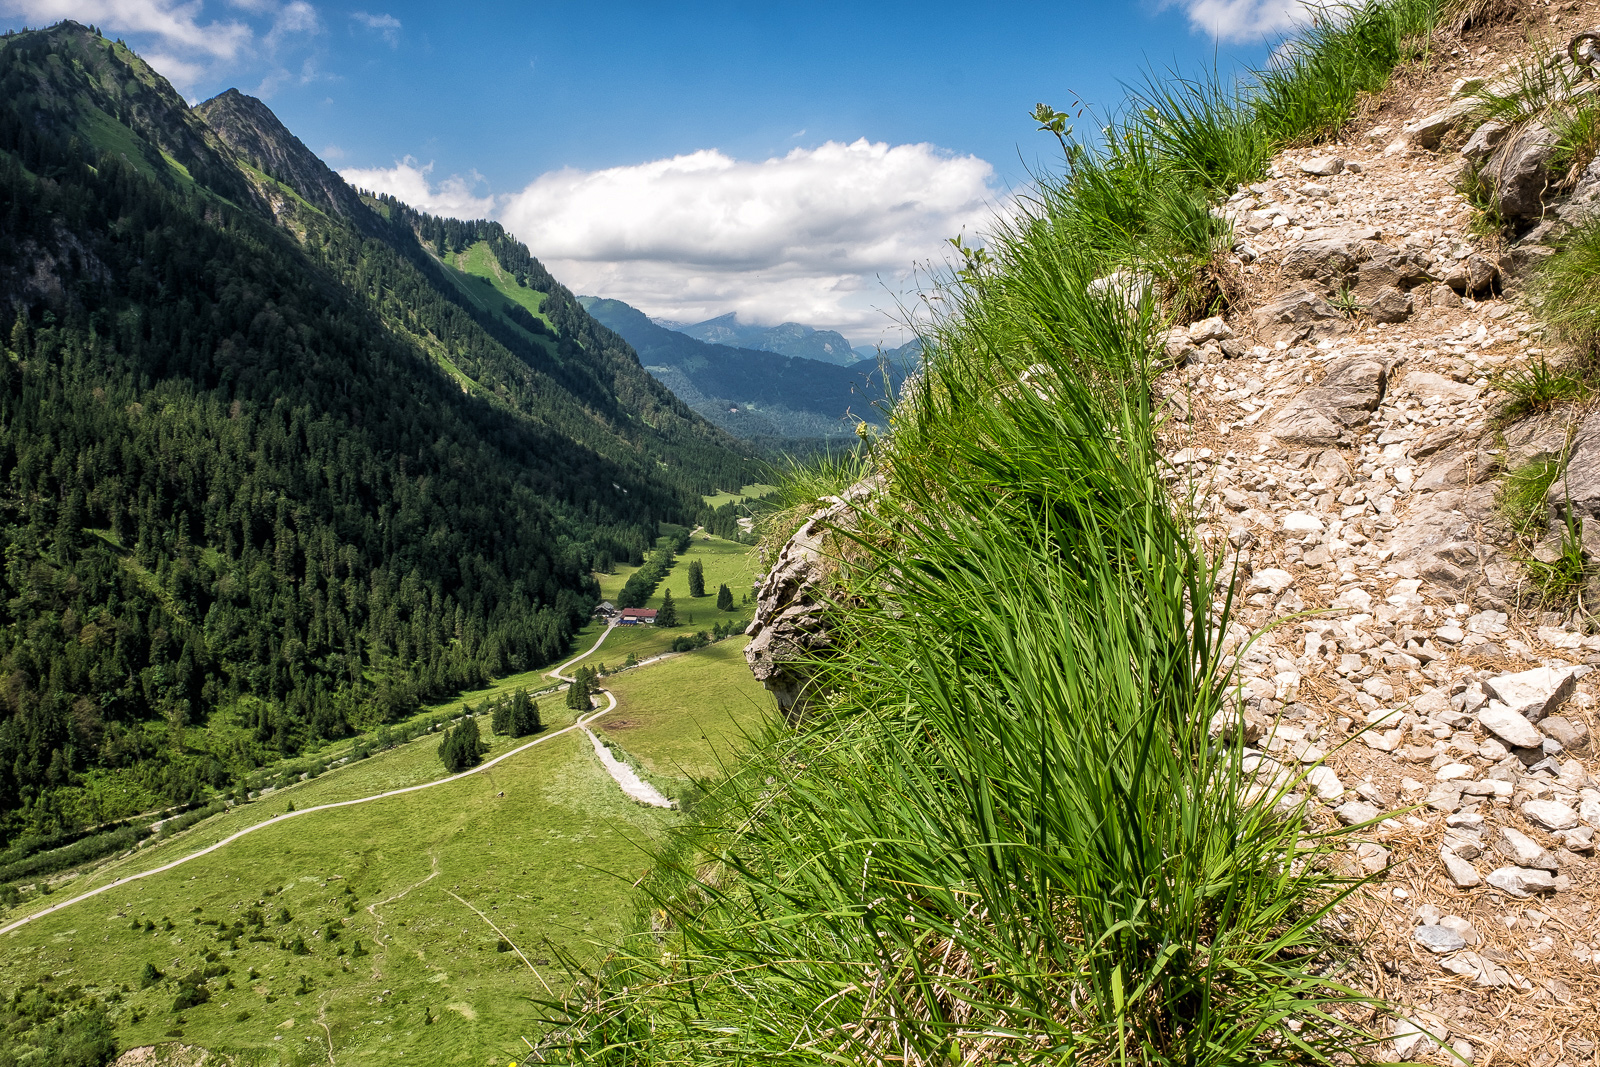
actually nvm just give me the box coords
[438,717,483,772]
[566,670,591,712]
[657,590,678,627]
[507,688,541,736]
[716,583,734,611]
[687,559,705,597]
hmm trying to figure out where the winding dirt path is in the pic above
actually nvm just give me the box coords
[548,623,676,809]
[0,621,681,935]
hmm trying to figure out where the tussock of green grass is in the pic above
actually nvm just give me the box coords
[1536,217,1600,355]
[532,3,1464,1062]
[1500,457,1563,539]
[543,146,1378,1067]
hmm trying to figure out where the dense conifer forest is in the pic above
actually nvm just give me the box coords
[0,21,757,846]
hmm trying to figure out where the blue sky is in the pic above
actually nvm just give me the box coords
[1,0,1303,341]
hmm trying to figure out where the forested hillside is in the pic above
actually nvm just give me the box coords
[0,22,756,846]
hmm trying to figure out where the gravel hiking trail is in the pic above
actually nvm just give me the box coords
[548,623,676,809]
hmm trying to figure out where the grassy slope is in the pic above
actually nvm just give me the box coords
[701,482,777,508]
[0,636,773,1064]
[583,531,759,668]
[599,638,774,794]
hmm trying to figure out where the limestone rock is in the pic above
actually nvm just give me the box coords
[1415,924,1466,953]
[1484,866,1557,897]
[1401,99,1475,149]
[1478,704,1544,749]
[1301,155,1345,176]
[1267,353,1391,446]
[1368,285,1413,323]
[1484,665,1582,722]
[1188,315,1233,343]
[1551,408,1600,532]
[1441,852,1482,887]
[1399,371,1480,405]
[1484,120,1557,223]
[1439,951,1532,989]
[744,476,882,722]
[1460,120,1510,162]
[1444,253,1498,295]
[1245,568,1294,595]
[1336,800,1382,825]
[1252,289,1348,345]
[1523,799,1580,831]
[1497,826,1558,870]
[1542,715,1589,751]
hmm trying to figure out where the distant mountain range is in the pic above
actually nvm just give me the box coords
[581,297,916,439]
[662,313,861,366]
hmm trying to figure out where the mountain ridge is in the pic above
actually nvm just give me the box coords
[580,294,908,438]
[0,20,754,847]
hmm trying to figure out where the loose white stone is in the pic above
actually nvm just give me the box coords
[1477,704,1544,749]
[1484,866,1556,898]
[1438,914,1478,944]
[1497,826,1556,869]
[1336,800,1382,825]
[1441,852,1481,887]
[1436,763,1473,781]
[1485,665,1583,722]
[1306,765,1344,799]
[1415,925,1466,953]
[1283,512,1325,535]
[1246,568,1295,595]
[1522,800,1579,831]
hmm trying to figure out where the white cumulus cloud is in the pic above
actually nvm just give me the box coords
[1171,0,1314,41]
[497,139,999,341]
[339,157,495,219]
[0,0,252,60]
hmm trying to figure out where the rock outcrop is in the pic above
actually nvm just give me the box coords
[744,476,881,723]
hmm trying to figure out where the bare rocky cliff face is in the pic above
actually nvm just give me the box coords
[194,88,382,235]
[746,15,1600,1059]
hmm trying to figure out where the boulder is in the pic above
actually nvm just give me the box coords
[744,475,882,722]
[1401,99,1476,149]
[1252,289,1348,344]
[1351,246,1434,301]
[1444,253,1499,295]
[1460,120,1510,163]
[1087,269,1154,309]
[1267,353,1390,446]
[1398,371,1480,405]
[1484,665,1582,722]
[1368,285,1414,323]
[1484,120,1557,223]
[1550,408,1600,530]
[1556,153,1600,224]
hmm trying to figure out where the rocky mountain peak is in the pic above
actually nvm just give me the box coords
[195,88,376,230]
